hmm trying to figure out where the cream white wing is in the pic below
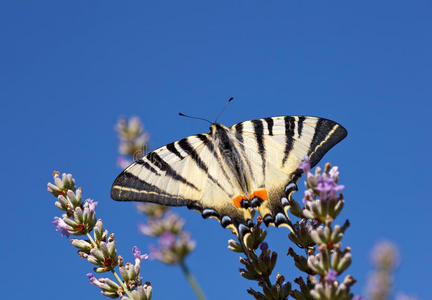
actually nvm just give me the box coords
[111,133,253,234]
[229,116,347,227]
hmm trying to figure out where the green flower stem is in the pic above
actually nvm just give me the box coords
[180,261,207,300]
[86,233,97,247]
[112,270,133,299]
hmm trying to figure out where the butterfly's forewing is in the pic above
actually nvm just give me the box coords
[111,135,206,205]
[230,116,347,228]
[111,133,253,235]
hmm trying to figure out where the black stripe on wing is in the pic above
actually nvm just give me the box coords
[166,142,184,160]
[297,116,305,138]
[252,119,266,176]
[135,159,160,175]
[147,151,199,191]
[177,137,230,196]
[111,171,189,206]
[234,122,254,179]
[282,116,295,166]
[196,134,234,190]
[264,117,274,136]
[308,118,348,167]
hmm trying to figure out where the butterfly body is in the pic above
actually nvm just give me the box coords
[111,116,347,237]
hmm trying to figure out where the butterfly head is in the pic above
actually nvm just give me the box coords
[209,123,230,135]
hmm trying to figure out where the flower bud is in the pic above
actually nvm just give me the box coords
[227,239,243,253]
[71,239,92,252]
[47,172,76,197]
[67,189,82,208]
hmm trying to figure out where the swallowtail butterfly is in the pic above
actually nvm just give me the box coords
[111,116,347,240]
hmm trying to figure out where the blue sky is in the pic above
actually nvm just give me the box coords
[1,1,431,299]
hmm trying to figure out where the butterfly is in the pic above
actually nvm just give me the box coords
[111,116,347,241]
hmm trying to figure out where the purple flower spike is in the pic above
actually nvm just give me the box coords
[353,296,363,300]
[52,216,71,237]
[326,269,338,282]
[299,156,311,174]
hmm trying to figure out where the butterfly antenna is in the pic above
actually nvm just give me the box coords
[178,112,212,125]
[214,97,234,123]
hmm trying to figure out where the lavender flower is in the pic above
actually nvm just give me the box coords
[132,246,149,264]
[138,212,185,237]
[52,216,71,237]
[286,160,358,300]
[229,219,291,300]
[326,269,338,282]
[116,117,149,159]
[299,155,311,174]
[371,241,400,270]
[315,175,344,201]
[87,273,103,288]
[150,232,195,264]
[84,199,98,214]
[49,172,152,299]
[47,171,76,197]
[366,241,400,300]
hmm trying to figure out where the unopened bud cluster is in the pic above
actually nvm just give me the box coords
[48,171,152,299]
[228,218,291,300]
[49,171,97,237]
[366,241,401,300]
[116,117,149,161]
[139,204,195,265]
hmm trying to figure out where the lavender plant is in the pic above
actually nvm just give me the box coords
[116,117,205,300]
[49,114,421,300]
[48,171,152,300]
[366,241,400,300]
[228,157,362,300]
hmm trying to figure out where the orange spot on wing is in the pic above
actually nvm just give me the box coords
[250,189,268,201]
[232,195,247,208]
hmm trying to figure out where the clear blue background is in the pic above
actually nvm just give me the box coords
[1,1,430,299]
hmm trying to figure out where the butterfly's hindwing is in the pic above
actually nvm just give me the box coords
[229,116,347,228]
[111,115,347,237]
